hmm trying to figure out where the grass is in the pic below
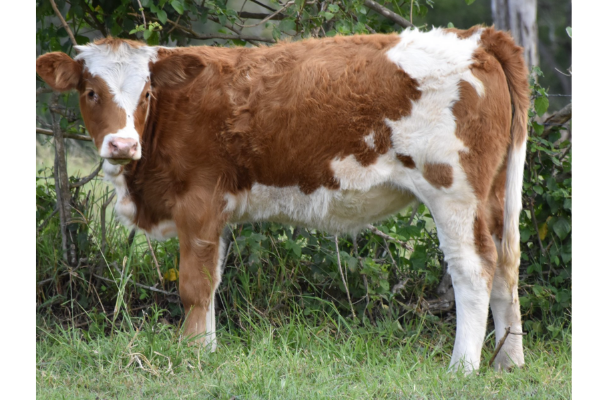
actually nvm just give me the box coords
[36,306,572,399]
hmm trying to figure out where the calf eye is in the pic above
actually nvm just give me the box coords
[145,92,150,99]
[87,90,98,102]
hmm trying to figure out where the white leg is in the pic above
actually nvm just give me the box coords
[448,267,491,372]
[429,200,492,373]
[204,236,227,352]
[205,289,217,352]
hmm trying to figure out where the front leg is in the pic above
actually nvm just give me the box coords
[176,211,226,351]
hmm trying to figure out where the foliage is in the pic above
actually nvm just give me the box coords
[518,67,572,335]
[36,0,571,342]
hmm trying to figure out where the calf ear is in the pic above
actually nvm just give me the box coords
[150,53,205,90]
[36,52,82,92]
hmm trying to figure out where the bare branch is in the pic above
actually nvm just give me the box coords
[136,0,147,29]
[49,0,77,46]
[92,273,178,297]
[37,127,93,142]
[335,235,356,319]
[364,0,414,29]
[236,1,294,28]
[367,224,414,251]
[249,0,277,12]
[70,162,102,188]
[37,87,54,95]
[145,234,165,289]
[37,208,59,234]
[542,103,572,138]
[157,16,275,44]
[238,11,285,20]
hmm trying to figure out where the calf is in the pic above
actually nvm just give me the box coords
[36,26,529,372]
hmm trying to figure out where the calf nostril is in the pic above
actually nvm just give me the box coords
[109,141,118,151]
[132,143,138,151]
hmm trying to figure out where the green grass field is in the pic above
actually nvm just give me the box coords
[36,308,571,399]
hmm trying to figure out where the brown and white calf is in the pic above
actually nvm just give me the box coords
[36,26,529,372]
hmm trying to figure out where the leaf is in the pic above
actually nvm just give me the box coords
[323,12,334,21]
[279,18,296,33]
[552,217,571,241]
[171,0,184,14]
[447,22,454,28]
[534,95,549,117]
[566,26,572,38]
[538,222,548,241]
[157,10,167,24]
[328,4,340,12]
[163,268,179,281]
[531,121,544,135]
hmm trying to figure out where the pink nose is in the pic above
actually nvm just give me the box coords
[108,138,138,159]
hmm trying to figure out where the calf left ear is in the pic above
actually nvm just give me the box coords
[36,52,82,92]
[150,53,205,90]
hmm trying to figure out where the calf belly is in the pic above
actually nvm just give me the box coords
[227,183,416,234]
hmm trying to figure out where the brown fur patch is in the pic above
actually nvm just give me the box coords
[396,154,416,169]
[78,70,127,150]
[91,37,145,49]
[473,206,498,289]
[423,163,453,189]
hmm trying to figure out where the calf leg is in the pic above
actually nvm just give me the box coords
[430,201,496,373]
[178,224,225,352]
[489,238,525,370]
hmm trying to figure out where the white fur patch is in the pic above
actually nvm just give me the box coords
[363,132,376,149]
[226,182,415,235]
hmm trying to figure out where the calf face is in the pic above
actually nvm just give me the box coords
[36,39,204,164]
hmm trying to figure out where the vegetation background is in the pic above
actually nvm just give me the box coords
[35,0,572,398]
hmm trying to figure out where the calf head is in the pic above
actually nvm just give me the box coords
[36,38,204,164]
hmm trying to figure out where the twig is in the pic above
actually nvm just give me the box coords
[101,192,116,254]
[145,234,165,288]
[36,127,93,142]
[37,87,54,95]
[136,0,147,29]
[92,272,178,297]
[364,0,414,29]
[249,0,277,12]
[148,15,275,44]
[488,327,527,367]
[70,162,102,188]
[541,103,572,138]
[367,224,414,251]
[49,0,77,47]
[353,237,374,324]
[334,236,356,320]
[238,11,285,20]
[528,201,546,257]
[235,1,294,28]
[37,208,59,234]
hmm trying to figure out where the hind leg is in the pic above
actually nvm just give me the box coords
[487,175,525,370]
[489,237,525,370]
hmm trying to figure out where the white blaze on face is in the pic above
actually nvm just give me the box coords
[75,42,158,160]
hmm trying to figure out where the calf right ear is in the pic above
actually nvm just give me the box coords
[150,53,205,91]
[36,52,82,92]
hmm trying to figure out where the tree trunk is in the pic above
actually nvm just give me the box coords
[491,0,539,70]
